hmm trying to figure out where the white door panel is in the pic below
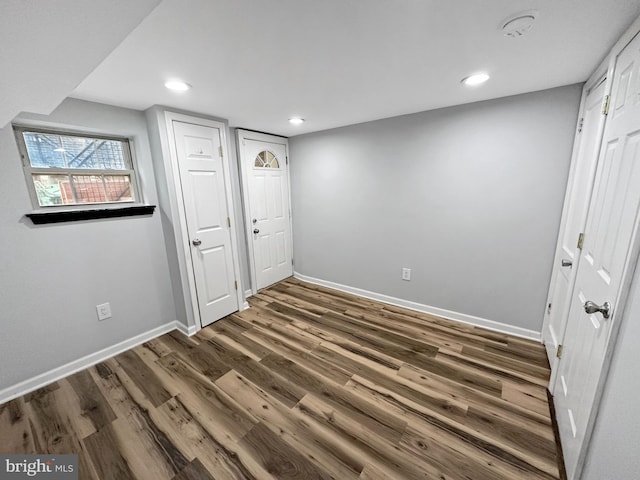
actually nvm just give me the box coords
[173,121,238,326]
[543,78,608,371]
[554,32,640,480]
[239,131,293,291]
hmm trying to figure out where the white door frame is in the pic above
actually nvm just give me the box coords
[164,112,245,330]
[236,129,294,295]
[548,18,640,479]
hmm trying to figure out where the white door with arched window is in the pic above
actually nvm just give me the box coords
[237,130,293,291]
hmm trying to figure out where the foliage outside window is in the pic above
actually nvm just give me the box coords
[14,127,139,208]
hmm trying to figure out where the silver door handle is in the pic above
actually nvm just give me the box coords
[253,228,260,234]
[561,259,573,267]
[584,300,611,319]
[192,239,202,246]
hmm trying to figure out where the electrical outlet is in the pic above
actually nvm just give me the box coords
[96,302,112,321]
[402,267,411,281]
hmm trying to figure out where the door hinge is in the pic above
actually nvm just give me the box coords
[577,232,585,250]
[234,280,238,290]
[556,344,564,358]
[227,217,231,228]
[602,95,610,115]
[547,302,552,314]
[218,145,223,157]
[286,156,289,165]
[577,117,584,133]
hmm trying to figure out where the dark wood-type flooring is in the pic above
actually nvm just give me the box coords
[0,278,563,479]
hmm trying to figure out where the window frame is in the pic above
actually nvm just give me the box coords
[13,125,143,211]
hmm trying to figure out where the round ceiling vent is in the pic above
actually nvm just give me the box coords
[501,11,538,38]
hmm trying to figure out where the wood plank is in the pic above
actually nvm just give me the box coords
[0,398,36,453]
[66,370,117,432]
[238,422,334,480]
[347,374,559,479]
[155,396,266,480]
[172,459,215,480]
[502,380,552,418]
[199,338,307,408]
[155,353,259,442]
[216,370,363,479]
[115,350,172,407]
[27,391,99,479]
[295,393,450,480]
[260,352,408,443]
[83,425,135,480]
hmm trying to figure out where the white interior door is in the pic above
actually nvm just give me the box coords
[238,130,293,291]
[173,120,238,327]
[554,32,640,480]
[542,78,608,380]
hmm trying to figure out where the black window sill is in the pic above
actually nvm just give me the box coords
[26,205,156,225]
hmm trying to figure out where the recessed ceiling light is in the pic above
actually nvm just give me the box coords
[164,80,191,91]
[461,73,490,86]
[53,148,65,152]
[289,117,305,125]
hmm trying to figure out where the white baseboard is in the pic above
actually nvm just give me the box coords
[293,272,541,342]
[175,321,198,336]
[242,289,252,310]
[0,321,179,405]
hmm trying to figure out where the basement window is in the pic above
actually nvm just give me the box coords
[14,126,140,208]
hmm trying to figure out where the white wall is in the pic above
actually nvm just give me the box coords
[289,85,582,333]
[0,98,176,392]
[581,262,640,480]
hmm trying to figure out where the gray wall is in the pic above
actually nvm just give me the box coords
[581,264,640,480]
[0,98,176,391]
[289,84,582,332]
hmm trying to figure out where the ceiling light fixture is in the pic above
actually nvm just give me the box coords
[461,73,490,86]
[289,117,305,125]
[164,80,191,91]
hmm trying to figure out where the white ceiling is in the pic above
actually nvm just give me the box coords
[0,0,162,128]
[61,1,640,136]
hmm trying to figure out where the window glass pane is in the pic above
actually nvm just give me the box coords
[32,174,69,206]
[24,134,66,168]
[22,132,128,170]
[72,175,107,204]
[254,150,280,169]
[104,175,133,202]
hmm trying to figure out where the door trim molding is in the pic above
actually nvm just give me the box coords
[294,271,541,341]
[164,112,245,329]
[236,129,294,295]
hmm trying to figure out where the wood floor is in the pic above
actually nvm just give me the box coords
[0,278,564,480]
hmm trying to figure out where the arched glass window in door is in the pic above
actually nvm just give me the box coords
[254,150,280,168]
